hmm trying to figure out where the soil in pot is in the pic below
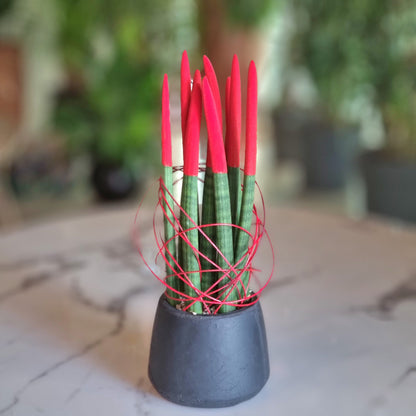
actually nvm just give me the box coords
[362,150,416,223]
[148,294,270,408]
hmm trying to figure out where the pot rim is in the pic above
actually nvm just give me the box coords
[158,293,260,321]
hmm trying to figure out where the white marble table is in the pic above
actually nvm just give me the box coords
[0,206,416,416]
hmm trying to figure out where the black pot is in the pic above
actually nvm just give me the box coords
[91,161,136,201]
[362,151,416,223]
[272,106,305,162]
[301,123,359,189]
[148,295,270,408]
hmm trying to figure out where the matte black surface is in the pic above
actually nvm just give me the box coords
[148,295,270,408]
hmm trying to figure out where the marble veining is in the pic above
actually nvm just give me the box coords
[373,273,416,318]
[0,207,416,415]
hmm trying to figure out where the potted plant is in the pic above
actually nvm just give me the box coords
[53,0,182,201]
[282,1,416,212]
[54,58,160,200]
[137,52,273,407]
[278,0,363,189]
[356,3,416,223]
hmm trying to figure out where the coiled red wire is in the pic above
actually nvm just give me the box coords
[133,167,275,314]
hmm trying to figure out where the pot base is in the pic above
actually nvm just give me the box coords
[148,295,270,408]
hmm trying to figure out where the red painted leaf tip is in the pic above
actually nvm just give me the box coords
[244,61,258,176]
[161,74,172,167]
[202,77,227,174]
[183,76,202,176]
[181,50,191,136]
[193,69,201,87]
[232,53,239,66]
[226,54,241,168]
[203,55,223,133]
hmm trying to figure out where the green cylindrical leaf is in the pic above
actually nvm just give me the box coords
[180,174,202,314]
[234,174,256,297]
[213,172,236,313]
[228,166,242,243]
[163,166,178,306]
[200,167,217,295]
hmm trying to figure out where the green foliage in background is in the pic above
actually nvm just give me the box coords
[289,0,416,158]
[224,0,275,28]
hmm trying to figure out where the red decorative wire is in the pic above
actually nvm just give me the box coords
[133,166,275,315]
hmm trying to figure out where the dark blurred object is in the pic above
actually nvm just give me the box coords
[302,119,358,189]
[91,160,137,202]
[362,151,416,224]
[8,141,71,199]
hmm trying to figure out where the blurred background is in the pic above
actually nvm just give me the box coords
[0,0,415,228]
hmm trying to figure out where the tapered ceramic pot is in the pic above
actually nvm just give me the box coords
[148,294,269,408]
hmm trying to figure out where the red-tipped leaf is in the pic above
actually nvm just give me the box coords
[183,70,202,177]
[193,68,201,88]
[202,77,227,174]
[203,55,223,134]
[226,55,241,168]
[244,61,257,176]
[161,74,172,167]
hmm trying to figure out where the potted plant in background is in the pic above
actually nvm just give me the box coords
[53,0,195,201]
[362,101,416,223]
[137,52,273,407]
[54,57,160,200]
[279,0,416,220]
[356,1,416,223]
[276,0,362,190]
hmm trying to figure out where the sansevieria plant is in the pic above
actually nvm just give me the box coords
[159,51,263,315]
[147,52,271,408]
